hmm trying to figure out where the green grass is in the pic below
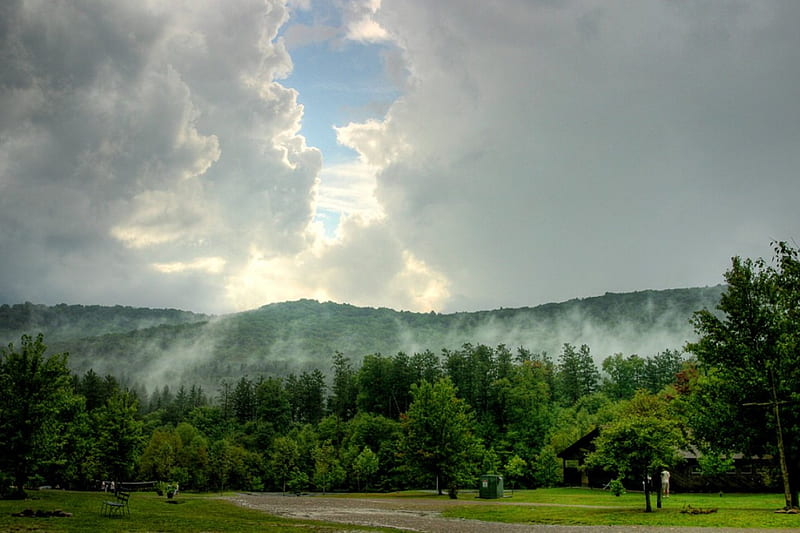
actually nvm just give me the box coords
[440,489,800,528]
[3,488,798,531]
[0,490,377,532]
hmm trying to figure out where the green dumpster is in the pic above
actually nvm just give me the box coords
[479,474,504,498]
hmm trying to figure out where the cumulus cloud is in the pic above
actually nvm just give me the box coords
[343,0,390,43]
[2,0,799,316]
[0,0,320,312]
[343,0,800,311]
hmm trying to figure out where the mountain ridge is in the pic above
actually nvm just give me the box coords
[0,285,725,391]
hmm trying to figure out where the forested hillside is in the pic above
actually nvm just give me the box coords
[0,302,208,342]
[1,286,724,390]
[3,255,799,503]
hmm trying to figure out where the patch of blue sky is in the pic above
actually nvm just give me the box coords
[285,40,399,163]
[280,6,399,239]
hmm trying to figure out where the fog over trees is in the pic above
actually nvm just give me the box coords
[1,248,798,510]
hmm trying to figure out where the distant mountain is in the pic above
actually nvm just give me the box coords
[0,302,209,342]
[0,286,725,392]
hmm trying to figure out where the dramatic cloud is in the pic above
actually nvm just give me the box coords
[0,0,319,312]
[342,0,800,311]
[2,1,799,315]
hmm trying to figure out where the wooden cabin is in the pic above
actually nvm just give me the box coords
[557,428,780,492]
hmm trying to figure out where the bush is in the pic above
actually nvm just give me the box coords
[609,478,626,497]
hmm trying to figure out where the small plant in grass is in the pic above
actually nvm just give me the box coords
[681,504,718,514]
[608,478,626,497]
[155,481,179,498]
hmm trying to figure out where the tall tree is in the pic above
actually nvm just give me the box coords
[92,390,144,485]
[0,334,76,498]
[687,243,800,509]
[642,349,684,393]
[356,353,393,417]
[232,377,255,424]
[286,370,326,425]
[328,352,358,420]
[255,376,291,431]
[601,353,645,400]
[556,343,599,405]
[400,378,481,497]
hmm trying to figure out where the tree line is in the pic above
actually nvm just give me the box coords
[0,334,682,499]
[1,242,798,512]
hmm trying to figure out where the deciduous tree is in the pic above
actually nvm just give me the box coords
[400,378,481,497]
[586,392,683,512]
[0,334,76,498]
[687,243,800,509]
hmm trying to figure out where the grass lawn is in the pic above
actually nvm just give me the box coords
[0,490,377,532]
[438,488,800,528]
[2,488,798,531]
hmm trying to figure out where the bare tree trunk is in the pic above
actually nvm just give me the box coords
[656,471,662,509]
[770,370,793,510]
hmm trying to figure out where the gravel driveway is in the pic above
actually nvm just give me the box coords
[227,493,798,533]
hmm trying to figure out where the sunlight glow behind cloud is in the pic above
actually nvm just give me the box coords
[1,0,798,315]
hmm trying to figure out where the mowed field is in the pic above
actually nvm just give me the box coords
[1,488,799,532]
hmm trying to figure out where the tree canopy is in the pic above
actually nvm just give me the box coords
[686,242,800,510]
[0,334,76,498]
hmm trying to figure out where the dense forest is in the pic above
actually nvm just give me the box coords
[2,245,800,512]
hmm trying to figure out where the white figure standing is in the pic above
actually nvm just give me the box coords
[661,469,670,498]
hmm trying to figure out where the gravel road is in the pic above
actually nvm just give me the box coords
[227,492,798,533]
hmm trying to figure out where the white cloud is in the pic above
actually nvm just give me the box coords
[315,160,384,223]
[343,0,391,43]
[340,0,800,311]
[153,257,227,274]
[346,17,389,43]
[3,0,799,316]
[0,0,322,312]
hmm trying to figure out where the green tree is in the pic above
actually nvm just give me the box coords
[0,334,76,498]
[556,343,599,406]
[503,359,554,459]
[174,422,210,490]
[687,244,800,509]
[586,392,683,512]
[232,377,255,424]
[328,352,358,420]
[357,353,413,419]
[531,445,562,488]
[352,446,379,491]
[400,378,481,497]
[642,349,684,393]
[312,441,345,494]
[443,344,498,436]
[255,377,291,432]
[269,435,300,493]
[139,427,182,481]
[77,369,117,412]
[601,353,645,400]
[286,370,326,424]
[504,454,527,493]
[410,349,442,384]
[92,390,144,485]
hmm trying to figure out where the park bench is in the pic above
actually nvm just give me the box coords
[101,491,130,517]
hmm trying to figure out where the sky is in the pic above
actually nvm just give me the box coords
[1,0,799,315]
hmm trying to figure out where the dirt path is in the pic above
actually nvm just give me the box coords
[227,493,798,533]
